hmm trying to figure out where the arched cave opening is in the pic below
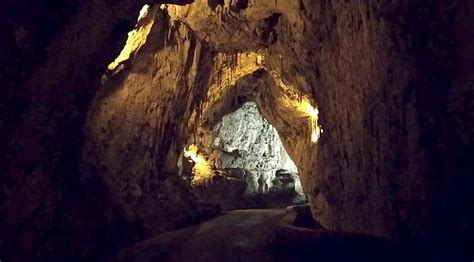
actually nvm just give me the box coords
[84,3,323,240]
[179,100,306,210]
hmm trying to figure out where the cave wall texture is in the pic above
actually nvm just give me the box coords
[209,101,299,193]
[309,0,474,243]
[0,0,194,260]
[190,100,305,209]
[83,6,215,236]
[1,0,473,260]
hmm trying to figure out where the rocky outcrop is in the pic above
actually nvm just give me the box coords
[192,101,306,209]
[209,101,300,195]
[269,170,305,203]
[192,169,250,210]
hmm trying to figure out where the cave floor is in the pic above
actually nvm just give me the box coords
[123,208,288,262]
[119,208,440,262]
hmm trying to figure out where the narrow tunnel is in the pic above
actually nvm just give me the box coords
[1,0,473,261]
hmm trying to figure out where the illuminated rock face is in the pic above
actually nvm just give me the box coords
[83,8,211,236]
[212,101,298,195]
[193,101,305,208]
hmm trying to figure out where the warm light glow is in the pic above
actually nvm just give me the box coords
[107,5,155,71]
[214,52,265,87]
[293,98,317,117]
[303,100,322,143]
[257,54,265,66]
[183,144,213,184]
[271,71,322,143]
[183,144,201,163]
[161,0,324,143]
[201,52,265,111]
[310,117,321,143]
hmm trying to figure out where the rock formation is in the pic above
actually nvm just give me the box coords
[1,0,473,260]
[189,101,305,209]
[211,101,298,189]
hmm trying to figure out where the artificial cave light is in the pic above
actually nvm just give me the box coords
[183,144,213,185]
[302,99,322,143]
[183,144,201,163]
[311,117,321,143]
[107,4,155,71]
[299,98,319,118]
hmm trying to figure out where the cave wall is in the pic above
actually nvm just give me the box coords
[161,0,474,243]
[0,0,194,260]
[83,8,215,235]
[202,101,303,199]
[301,1,422,238]
[81,6,306,231]
[304,1,474,243]
[206,101,298,194]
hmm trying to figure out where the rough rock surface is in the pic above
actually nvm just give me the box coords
[82,8,214,236]
[1,0,473,260]
[305,1,474,242]
[168,0,474,244]
[190,101,305,209]
[211,101,299,195]
[193,168,306,210]
[0,1,198,260]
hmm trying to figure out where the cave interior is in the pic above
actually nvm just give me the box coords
[1,0,473,261]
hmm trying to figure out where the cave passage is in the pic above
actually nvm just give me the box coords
[180,101,306,210]
[2,0,472,261]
